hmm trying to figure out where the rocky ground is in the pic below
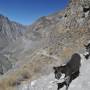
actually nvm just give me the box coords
[17,54,90,90]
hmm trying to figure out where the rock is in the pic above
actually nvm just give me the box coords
[0,14,27,50]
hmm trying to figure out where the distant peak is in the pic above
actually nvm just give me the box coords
[0,14,5,18]
[0,14,8,20]
[0,14,7,17]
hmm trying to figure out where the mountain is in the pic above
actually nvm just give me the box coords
[0,0,90,90]
[0,14,27,50]
[0,14,28,74]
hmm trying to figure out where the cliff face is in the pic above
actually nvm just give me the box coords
[28,0,90,61]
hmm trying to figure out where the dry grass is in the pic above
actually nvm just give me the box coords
[0,68,32,90]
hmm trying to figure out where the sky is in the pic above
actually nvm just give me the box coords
[0,0,69,25]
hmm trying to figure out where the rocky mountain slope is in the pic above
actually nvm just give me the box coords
[0,14,27,50]
[0,14,28,74]
[0,0,90,90]
[17,55,90,90]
